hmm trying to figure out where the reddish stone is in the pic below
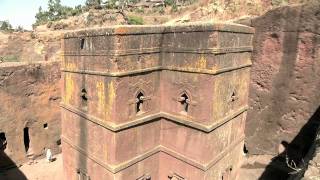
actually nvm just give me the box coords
[61,23,253,179]
[244,2,320,156]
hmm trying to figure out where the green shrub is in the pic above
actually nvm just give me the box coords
[16,26,24,32]
[34,0,84,27]
[0,55,19,62]
[127,15,144,25]
[272,0,288,6]
[164,0,175,6]
[0,21,13,32]
[171,3,178,12]
[159,7,165,14]
[164,0,179,12]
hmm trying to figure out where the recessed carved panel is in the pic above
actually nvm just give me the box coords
[128,79,155,117]
[172,80,199,117]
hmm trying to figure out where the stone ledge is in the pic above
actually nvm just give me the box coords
[0,60,60,68]
[61,63,252,77]
[61,135,245,173]
[61,46,253,56]
[60,103,248,133]
[63,23,254,38]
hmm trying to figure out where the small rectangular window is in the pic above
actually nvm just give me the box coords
[80,39,85,50]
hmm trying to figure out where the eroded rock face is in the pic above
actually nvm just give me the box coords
[0,62,61,167]
[0,31,61,63]
[245,2,320,155]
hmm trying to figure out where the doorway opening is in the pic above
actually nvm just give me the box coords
[23,127,30,153]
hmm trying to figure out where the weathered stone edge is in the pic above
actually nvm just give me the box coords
[60,103,247,133]
[61,63,251,77]
[0,60,60,68]
[63,23,254,38]
[61,134,245,173]
[61,46,253,56]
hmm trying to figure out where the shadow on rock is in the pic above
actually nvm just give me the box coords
[259,106,320,180]
[0,137,27,180]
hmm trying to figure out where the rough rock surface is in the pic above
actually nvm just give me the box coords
[245,2,320,156]
[0,61,61,168]
[301,128,320,180]
[0,31,61,63]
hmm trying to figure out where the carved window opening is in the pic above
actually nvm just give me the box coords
[230,91,237,102]
[56,139,61,146]
[137,55,142,62]
[43,123,48,129]
[81,88,88,101]
[0,132,7,150]
[23,127,30,153]
[136,92,145,113]
[80,38,85,50]
[179,93,190,113]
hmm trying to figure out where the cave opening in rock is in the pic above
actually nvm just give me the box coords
[243,144,249,154]
[23,127,30,153]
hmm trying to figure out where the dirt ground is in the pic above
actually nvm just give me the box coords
[2,153,318,180]
[0,153,263,180]
[0,154,62,180]
[238,155,274,179]
[0,153,268,180]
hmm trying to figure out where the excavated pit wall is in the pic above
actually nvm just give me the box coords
[61,23,254,180]
[0,61,61,168]
[243,2,320,157]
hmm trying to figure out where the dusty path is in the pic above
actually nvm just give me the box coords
[0,154,269,180]
[0,154,62,180]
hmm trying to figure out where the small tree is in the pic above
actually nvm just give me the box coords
[35,6,50,25]
[47,0,64,21]
[16,26,24,32]
[85,0,102,9]
[0,21,13,32]
[71,5,83,16]
[34,0,82,27]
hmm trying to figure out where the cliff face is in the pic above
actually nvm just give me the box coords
[245,2,320,155]
[0,31,61,63]
[0,61,61,166]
